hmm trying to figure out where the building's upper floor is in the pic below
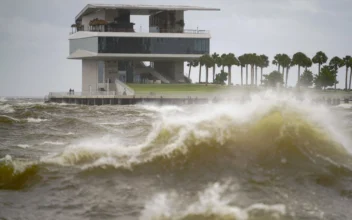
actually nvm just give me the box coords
[70,4,220,35]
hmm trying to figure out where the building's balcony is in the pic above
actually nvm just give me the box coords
[70,23,209,35]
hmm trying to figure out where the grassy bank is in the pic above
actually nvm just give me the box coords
[127,84,236,96]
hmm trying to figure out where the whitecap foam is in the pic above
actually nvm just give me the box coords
[0,104,15,113]
[140,105,185,114]
[27,118,49,123]
[140,182,286,220]
[17,144,30,149]
[40,141,66,146]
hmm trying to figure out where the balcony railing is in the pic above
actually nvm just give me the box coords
[70,26,209,35]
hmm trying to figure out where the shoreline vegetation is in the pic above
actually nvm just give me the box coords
[186,52,352,91]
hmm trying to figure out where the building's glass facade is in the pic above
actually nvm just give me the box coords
[98,37,209,54]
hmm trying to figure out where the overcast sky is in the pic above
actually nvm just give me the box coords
[0,0,351,97]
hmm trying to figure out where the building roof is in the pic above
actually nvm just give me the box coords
[75,4,220,21]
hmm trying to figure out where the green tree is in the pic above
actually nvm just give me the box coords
[280,54,292,87]
[238,55,246,86]
[222,53,239,86]
[292,52,309,88]
[303,57,312,71]
[198,55,206,83]
[202,54,215,86]
[345,57,352,90]
[300,70,314,87]
[312,51,328,76]
[272,54,282,72]
[220,53,227,72]
[214,70,228,85]
[254,54,262,86]
[329,56,343,90]
[314,65,337,89]
[342,56,352,90]
[262,71,283,87]
[247,53,258,86]
[258,54,269,85]
[211,53,220,82]
[243,53,250,85]
[186,60,198,79]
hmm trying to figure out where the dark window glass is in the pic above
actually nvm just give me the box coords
[98,37,209,54]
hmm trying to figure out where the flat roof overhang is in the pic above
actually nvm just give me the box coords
[68,50,203,61]
[76,4,220,21]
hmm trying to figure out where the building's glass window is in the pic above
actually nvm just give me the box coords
[98,61,104,83]
[98,37,209,54]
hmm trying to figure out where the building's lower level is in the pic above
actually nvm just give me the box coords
[81,59,187,95]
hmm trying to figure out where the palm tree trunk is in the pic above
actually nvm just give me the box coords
[246,65,248,85]
[286,67,289,88]
[241,67,243,86]
[345,66,348,90]
[188,65,192,78]
[255,66,258,86]
[251,65,254,85]
[349,67,352,90]
[228,66,231,86]
[278,65,280,72]
[213,65,216,82]
[206,67,208,86]
[199,65,202,83]
[260,67,263,85]
[297,65,301,87]
[318,63,321,76]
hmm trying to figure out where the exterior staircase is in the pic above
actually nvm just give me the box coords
[135,62,171,83]
[115,79,135,95]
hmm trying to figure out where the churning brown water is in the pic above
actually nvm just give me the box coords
[1,92,352,220]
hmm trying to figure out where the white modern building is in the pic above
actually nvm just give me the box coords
[68,4,220,95]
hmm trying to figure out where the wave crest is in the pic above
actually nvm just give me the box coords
[0,155,40,190]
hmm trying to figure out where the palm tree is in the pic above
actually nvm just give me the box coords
[258,54,269,85]
[347,58,352,90]
[254,55,261,86]
[248,53,257,86]
[238,55,246,86]
[198,56,206,83]
[202,54,215,86]
[329,56,343,90]
[292,52,309,88]
[272,54,282,72]
[342,56,352,90]
[220,53,227,72]
[280,54,292,87]
[211,53,220,82]
[187,60,197,79]
[244,53,250,85]
[312,51,328,76]
[222,53,239,86]
[303,57,312,71]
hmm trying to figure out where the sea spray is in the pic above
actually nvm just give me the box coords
[140,181,286,220]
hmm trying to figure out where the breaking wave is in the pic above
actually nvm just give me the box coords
[0,115,20,124]
[0,155,39,190]
[0,104,15,113]
[140,181,286,220]
[42,92,352,176]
